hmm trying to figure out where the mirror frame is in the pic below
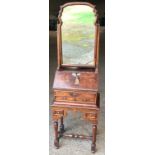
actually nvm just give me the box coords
[57,2,100,70]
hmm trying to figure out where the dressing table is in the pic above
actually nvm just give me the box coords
[50,2,100,153]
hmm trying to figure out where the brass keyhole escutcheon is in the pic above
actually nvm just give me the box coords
[72,72,80,85]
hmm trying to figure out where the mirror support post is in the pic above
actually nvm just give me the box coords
[57,23,63,70]
[95,24,100,73]
[57,24,60,69]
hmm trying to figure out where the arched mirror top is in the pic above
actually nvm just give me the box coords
[57,2,99,69]
[58,2,98,25]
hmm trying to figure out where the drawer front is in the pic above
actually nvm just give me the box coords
[54,91,96,104]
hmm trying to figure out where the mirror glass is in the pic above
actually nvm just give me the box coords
[61,5,96,66]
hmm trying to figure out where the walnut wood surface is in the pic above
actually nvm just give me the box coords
[54,121,59,149]
[54,90,96,104]
[53,70,98,91]
[91,125,97,153]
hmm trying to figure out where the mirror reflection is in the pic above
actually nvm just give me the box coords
[61,5,95,66]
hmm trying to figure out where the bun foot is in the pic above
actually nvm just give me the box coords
[91,143,96,153]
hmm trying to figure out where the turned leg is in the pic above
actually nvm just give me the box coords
[60,116,65,133]
[91,124,97,153]
[54,121,59,149]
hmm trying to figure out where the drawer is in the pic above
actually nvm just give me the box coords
[54,90,97,104]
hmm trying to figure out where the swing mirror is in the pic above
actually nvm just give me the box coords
[58,3,99,68]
